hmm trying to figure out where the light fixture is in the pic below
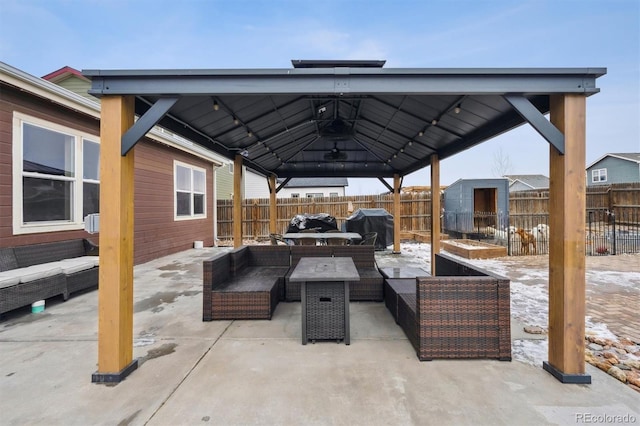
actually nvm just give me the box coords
[431,119,438,126]
[408,141,413,146]
[454,104,461,114]
[393,154,397,158]
[400,148,404,153]
[418,130,424,137]
[364,162,368,167]
[213,100,219,111]
[247,130,252,138]
[233,116,239,125]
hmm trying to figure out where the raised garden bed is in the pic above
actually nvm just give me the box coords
[440,239,507,259]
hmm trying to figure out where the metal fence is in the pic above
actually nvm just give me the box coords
[443,209,639,257]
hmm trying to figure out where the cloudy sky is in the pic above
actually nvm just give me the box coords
[1,0,638,194]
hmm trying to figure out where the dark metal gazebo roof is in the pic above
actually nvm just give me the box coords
[83,61,605,180]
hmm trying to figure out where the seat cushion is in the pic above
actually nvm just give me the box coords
[16,263,63,283]
[60,258,96,274]
[62,256,99,267]
[0,271,21,289]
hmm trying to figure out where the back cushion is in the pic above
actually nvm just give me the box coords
[0,248,19,272]
[290,245,332,267]
[13,240,85,267]
[332,245,375,268]
[247,245,290,267]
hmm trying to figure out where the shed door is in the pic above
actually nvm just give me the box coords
[474,188,497,229]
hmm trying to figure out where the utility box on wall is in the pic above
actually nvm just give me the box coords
[84,214,100,234]
[443,179,509,234]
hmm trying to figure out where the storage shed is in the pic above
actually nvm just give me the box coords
[443,178,509,234]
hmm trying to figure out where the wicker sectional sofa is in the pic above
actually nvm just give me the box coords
[202,245,290,321]
[0,239,99,315]
[395,253,511,361]
[203,244,385,321]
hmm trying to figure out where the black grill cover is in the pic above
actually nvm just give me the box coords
[345,208,393,250]
[286,213,338,233]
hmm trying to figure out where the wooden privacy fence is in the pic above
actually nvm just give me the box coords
[217,193,432,240]
[216,183,640,240]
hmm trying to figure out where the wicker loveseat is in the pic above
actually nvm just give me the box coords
[0,239,99,315]
[396,253,511,361]
[202,245,290,321]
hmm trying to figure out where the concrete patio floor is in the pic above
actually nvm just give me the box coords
[1,246,638,426]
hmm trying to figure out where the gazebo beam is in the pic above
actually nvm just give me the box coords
[544,94,590,384]
[92,95,138,384]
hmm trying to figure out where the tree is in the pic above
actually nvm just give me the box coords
[492,146,512,177]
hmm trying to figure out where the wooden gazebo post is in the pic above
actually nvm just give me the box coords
[430,154,441,275]
[233,155,243,248]
[393,174,401,253]
[92,95,138,383]
[544,94,590,383]
[269,175,277,234]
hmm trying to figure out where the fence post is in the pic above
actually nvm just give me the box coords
[611,210,616,255]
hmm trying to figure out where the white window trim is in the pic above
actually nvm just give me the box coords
[592,168,607,183]
[12,112,99,235]
[174,160,207,221]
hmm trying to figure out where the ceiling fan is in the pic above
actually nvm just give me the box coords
[320,118,351,161]
[324,141,348,161]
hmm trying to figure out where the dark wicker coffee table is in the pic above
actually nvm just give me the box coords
[289,257,359,345]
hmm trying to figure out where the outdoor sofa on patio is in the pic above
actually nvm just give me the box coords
[202,245,290,320]
[395,253,512,361]
[0,239,99,315]
[202,244,385,320]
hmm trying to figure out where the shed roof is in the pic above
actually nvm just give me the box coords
[83,61,605,179]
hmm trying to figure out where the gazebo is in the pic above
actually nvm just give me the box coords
[83,60,605,385]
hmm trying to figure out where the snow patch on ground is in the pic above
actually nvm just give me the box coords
[512,339,548,367]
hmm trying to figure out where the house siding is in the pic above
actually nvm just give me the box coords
[133,141,214,264]
[277,186,345,198]
[243,168,270,199]
[215,163,233,200]
[1,80,215,264]
[55,78,94,101]
[587,157,640,186]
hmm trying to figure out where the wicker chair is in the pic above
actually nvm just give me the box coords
[296,229,317,246]
[269,233,288,246]
[359,232,377,246]
[325,229,348,246]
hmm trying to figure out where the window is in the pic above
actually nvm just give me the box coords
[592,168,607,183]
[330,192,339,197]
[13,113,100,234]
[291,193,300,198]
[228,162,234,173]
[175,161,206,219]
[306,193,323,198]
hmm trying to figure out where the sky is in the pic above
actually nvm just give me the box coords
[1,0,638,195]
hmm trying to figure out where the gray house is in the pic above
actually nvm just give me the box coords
[586,153,640,186]
[504,174,549,192]
[443,178,510,234]
[276,178,348,198]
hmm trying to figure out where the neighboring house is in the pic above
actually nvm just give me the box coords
[276,178,348,198]
[504,174,550,192]
[586,153,640,186]
[1,62,223,264]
